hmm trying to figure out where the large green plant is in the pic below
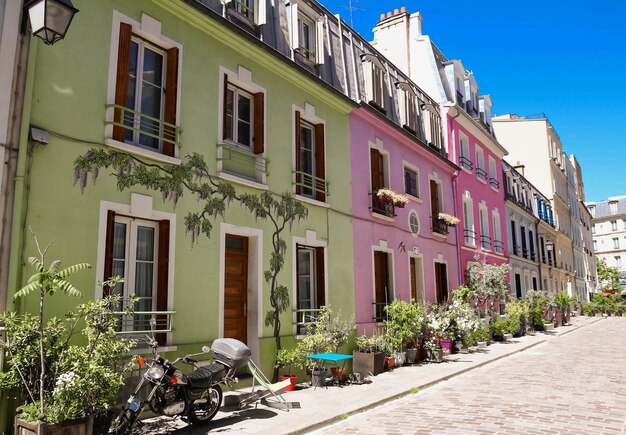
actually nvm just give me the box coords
[596,258,621,292]
[383,300,425,350]
[74,150,307,381]
[465,255,510,316]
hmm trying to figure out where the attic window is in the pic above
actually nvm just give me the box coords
[361,54,387,113]
[396,82,419,135]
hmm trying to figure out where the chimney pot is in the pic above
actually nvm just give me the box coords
[394,8,399,15]
[401,6,407,13]
[387,11,392,18]
[379,13,386,20]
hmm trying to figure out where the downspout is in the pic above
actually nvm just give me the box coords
[6,36,38,312]
[0,30,31,313]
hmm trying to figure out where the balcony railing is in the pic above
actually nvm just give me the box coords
[460,156,473,171]
[106,104,181,150]
[370,193,396,218]
[294,171,328,200]
[476,167,488,181]
[493,239,504,253]
[113,310,175,335]
[464,229,476,245]
[480,235,492,250]
[522,248,528,259]
[530,251,537,261]
[372,301,389,322]
[218,143,269,181]
[433,218,449,235]
[489,177,500,189]
[512,244,520,256]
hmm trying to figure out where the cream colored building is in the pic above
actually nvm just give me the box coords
[492,114,584,296]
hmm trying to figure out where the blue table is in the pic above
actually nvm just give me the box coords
[306,353,353,388]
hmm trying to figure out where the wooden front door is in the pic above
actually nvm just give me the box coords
[434,262,448,304]
[224,235,248,343]
[373,250,390,321]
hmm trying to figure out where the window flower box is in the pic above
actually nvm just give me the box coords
[376,188,409,208]
[438,212,460,226]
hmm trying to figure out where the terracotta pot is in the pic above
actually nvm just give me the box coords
[384,355,396,369]
[330,367,346,381]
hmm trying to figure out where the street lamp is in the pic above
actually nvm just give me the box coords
[25,0,79,45]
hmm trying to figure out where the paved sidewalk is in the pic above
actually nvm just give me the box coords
[141,316,602,434]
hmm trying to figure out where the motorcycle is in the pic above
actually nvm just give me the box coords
[110,332,252,434]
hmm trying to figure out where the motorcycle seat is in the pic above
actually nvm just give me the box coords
[187,363,226,389]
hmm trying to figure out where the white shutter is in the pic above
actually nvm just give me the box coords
[316,18,325,64]
[397,87,407,127]
[255,0,266,25]
[290,3,299,50]
[364,62,373,104]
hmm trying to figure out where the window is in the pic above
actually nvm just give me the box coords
[224,85,253,148]
[511,220,518,256]
[397,83,419,135]
[103,211,171,342]
[296,245,325,333]
[430,179,445,234]
[227,0,265,26]
[520,225,527,258]
[612,220,618,231]
[475,146,486,181]
[404,166,419,198]
[434,262,448,304]
[463,197,475,246]
[479,206,490,250]
[615,256,622,268]
[488,157,499,189]
[459,132,471,171]
[295,111,326,201]
[591,223,595,234]
[610,201,618,214]
[493,212,503,254]
[289,3,323,65]
[373,250,392,321]
[111,22,179,157]
[362,54,387,112]
[424,108,443,150]
[370,148,392,217]
[529,229,536,260]
[409,212,419,235]
[613,238,620,249]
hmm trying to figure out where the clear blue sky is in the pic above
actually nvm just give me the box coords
[322,0,625,203]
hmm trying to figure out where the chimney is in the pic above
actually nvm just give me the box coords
[376,6,410,26]
[514,160,525,176]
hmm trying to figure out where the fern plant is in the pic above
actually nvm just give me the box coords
[12,233,90,421]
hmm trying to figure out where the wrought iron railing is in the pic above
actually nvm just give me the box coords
[113,310,175,335]
[106,104,181,149]
[476,167,488,181]
[370,193,396,218]
[464,229,476,245]
[480,235,492,250]
[432,218,449,235]
[493,239,504,253]
[294,171,328,199]
[460,156,473,170]
[489,177,500,189]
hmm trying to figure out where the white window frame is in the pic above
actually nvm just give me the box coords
[479,204,490,250]
[396,82,418,134]
[289,2,324,64]
[488,156,498,189]
[403,161,420,200]
[408,210,420,236]
[459,132,471,172]
[226,0,266,25]
[493,210,503,254]
[224,84,254,150]
[363,54,387,110]
[475,145,486,182]
[463,195,475,246]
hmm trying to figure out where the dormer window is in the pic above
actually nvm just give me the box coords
[362,54,387,113]
[227,0,266,27]
[290,3,324,65]
[396,82,419,135]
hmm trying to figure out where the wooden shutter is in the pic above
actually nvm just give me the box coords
[315,247,325,307]
[410,257,417,302]
[314,123,325,202]
[156,220,170,344]
[370,148,384,192]
[163,47,179,157]
[253,92,264,154]
[430,179,439,226]
[103,210,116,296]
[295,111,301,195]
[113,23,132,142]
[222,75,230,141]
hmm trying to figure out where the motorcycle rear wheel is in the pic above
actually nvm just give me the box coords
[188,384,223,425]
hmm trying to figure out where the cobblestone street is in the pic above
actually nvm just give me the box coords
[314,318,626,434]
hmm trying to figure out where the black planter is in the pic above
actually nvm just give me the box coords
[492,334,505,342]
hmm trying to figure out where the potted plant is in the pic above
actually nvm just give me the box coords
[437,212,460,226]
[505,299,529,337]
[353,334,385,376]
[489,316,506,341]
[383,300,425,365]
[376,188,409,208]
[554,291,576,325]
[275,348,303,391]
[0,243,135,435]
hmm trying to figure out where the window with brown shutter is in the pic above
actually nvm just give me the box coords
[112,23,179,157]
[253,92,264,154]
[295,111,302,195]
[314,123,325,202]
[295,111,327,202]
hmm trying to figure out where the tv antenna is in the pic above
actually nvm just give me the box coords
[338,0,365,27]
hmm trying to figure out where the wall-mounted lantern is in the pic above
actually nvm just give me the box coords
[25,0,79,45]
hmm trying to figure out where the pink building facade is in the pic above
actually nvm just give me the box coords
[443,105,509,280]
[350,107,460,334]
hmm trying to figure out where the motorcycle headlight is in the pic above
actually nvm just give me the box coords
[147,366,165,380]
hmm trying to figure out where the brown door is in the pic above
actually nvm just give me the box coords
[435,262,448,304]
[373,251,389,321]
[430,179,439,227]
[224,235,248,343]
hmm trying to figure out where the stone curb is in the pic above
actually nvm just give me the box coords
[294,317,600,434]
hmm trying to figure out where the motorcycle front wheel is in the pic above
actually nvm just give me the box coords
[109,408,138,435]
[188,384,223,425]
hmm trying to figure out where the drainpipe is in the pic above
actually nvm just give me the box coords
[0,29,31,313]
